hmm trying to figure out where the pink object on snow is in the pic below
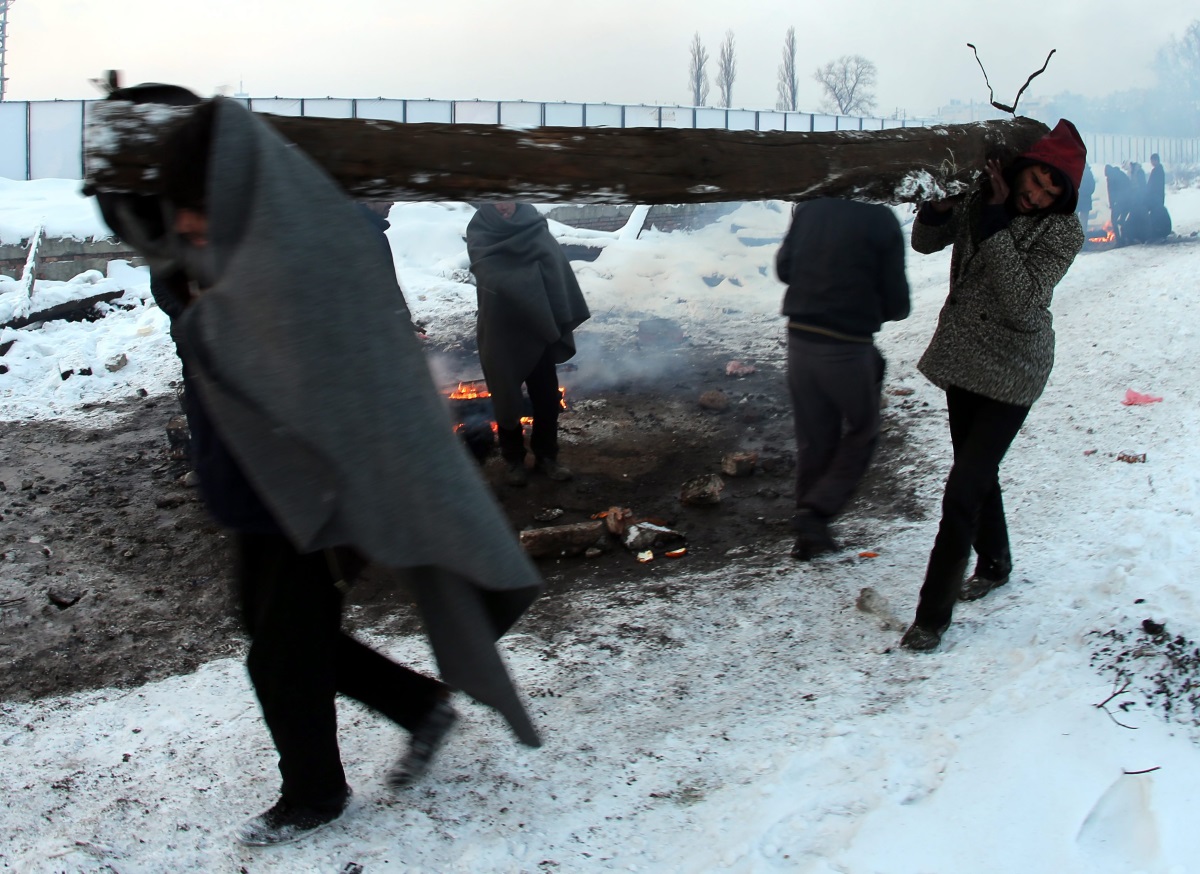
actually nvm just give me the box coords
[1122,389,1163,406]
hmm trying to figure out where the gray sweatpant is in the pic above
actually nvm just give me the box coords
[787,331,884,521]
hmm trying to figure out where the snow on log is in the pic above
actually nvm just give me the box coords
[83,101,1050,205]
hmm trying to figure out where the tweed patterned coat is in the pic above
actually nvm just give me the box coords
[913,192,1084,406]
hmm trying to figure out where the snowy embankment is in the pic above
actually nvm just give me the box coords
[2,181,1200,872]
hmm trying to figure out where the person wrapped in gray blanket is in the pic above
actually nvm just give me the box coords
[466,203,591,486]
[111,97,545,847]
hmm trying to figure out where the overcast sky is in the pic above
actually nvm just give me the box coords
[6,0,1197,116]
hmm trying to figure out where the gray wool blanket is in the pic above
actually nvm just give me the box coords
[171,98,543,745]
[466,203,590,425]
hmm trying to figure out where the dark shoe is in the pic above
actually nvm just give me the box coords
[236,790,350,847]
[505,461,529,487]
[790,508,836,560]
[900,623,947,652]
[535,457,573,482]
[386,696,458,790]
[959,556,1012,601]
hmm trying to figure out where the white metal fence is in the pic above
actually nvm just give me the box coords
[2,96,1196,183]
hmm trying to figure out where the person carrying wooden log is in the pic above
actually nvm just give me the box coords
[97,94,545,846]
[775,198,911,560]
[900,119,1087,652]
[466,203,590,487]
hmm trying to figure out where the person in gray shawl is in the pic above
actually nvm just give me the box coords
[110,97,545,846]
[466,203,591,486]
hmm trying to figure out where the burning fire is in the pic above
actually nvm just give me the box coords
[449,380,491,400]
[447,380,567,435]
[1088,221,1116,245]
[447,380,568,410]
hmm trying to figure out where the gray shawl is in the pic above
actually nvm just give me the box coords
[466,204,590,425]
[172,99,543,745]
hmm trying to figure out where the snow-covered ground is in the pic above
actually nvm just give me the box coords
[2,176,1200,872]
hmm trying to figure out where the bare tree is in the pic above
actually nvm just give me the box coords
[813,54,878,116]
[717,30,736,108]
[776,26,800,111]
[688,32,710,107]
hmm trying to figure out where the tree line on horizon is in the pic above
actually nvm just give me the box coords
[688,27,879,118]
[688,20,1200,136]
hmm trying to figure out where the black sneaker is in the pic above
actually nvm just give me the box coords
[959,557,1012,601]
[900,623,947,652]
[235,790,350,847]
[386,697,458,790]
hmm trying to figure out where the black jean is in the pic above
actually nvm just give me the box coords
[787,332,885,520]
[914,386,1031,630]
[497,346,562,463]
[236,532,445,810]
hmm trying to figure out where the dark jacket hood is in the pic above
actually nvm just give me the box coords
[1019,119,1087,214]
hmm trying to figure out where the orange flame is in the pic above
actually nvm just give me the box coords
[449,380,491,400]
[447,382,568,431]
[1088,221,1116,245]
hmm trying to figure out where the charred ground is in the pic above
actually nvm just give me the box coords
[0,342,930,703]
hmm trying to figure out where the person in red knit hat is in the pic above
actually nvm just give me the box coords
[900,119,1087,652]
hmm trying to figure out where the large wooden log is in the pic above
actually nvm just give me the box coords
[83,102,1049,205]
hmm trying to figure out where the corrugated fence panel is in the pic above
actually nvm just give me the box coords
[29,101,83,179]
[784,113,812,132]
[695,108,727,129]
[0,101,27,179]
[727,110,757,131]
[758,111,786,132]
[584,104,622,127]
[500,102,542,127]
[658,106,693,129]
[624,105,661,129]
[251,98,303,117]
[454,101,499,124]
[303,99,354,119]
[543,103,584,127]
[406,100,453,124]
[355,99,406,122]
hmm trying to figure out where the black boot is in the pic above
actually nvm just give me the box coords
[959,553,1013,601]
[903,552,969,652]
[496,426,528,487]
[790,508,837,560]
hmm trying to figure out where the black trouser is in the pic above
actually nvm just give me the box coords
[236,532,445,810]
[787,331,885,521]
[497,346,562,464]
[914,386,1031,630]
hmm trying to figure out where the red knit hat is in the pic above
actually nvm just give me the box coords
[1020,119,1087,212]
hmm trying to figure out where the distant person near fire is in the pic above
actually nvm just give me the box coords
[774,198,911,560]
[901,119,1087,652]
[1147,153,1173,241]
[1105,164,1133,245]
[1076,162,1095,231]
[1126,161,1149,243]
[93,94,545,847]
[466,203,591,487]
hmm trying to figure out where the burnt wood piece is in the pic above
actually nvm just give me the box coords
[2,290,125,331]
[518,520,607,558]
[84,103,1050,205]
